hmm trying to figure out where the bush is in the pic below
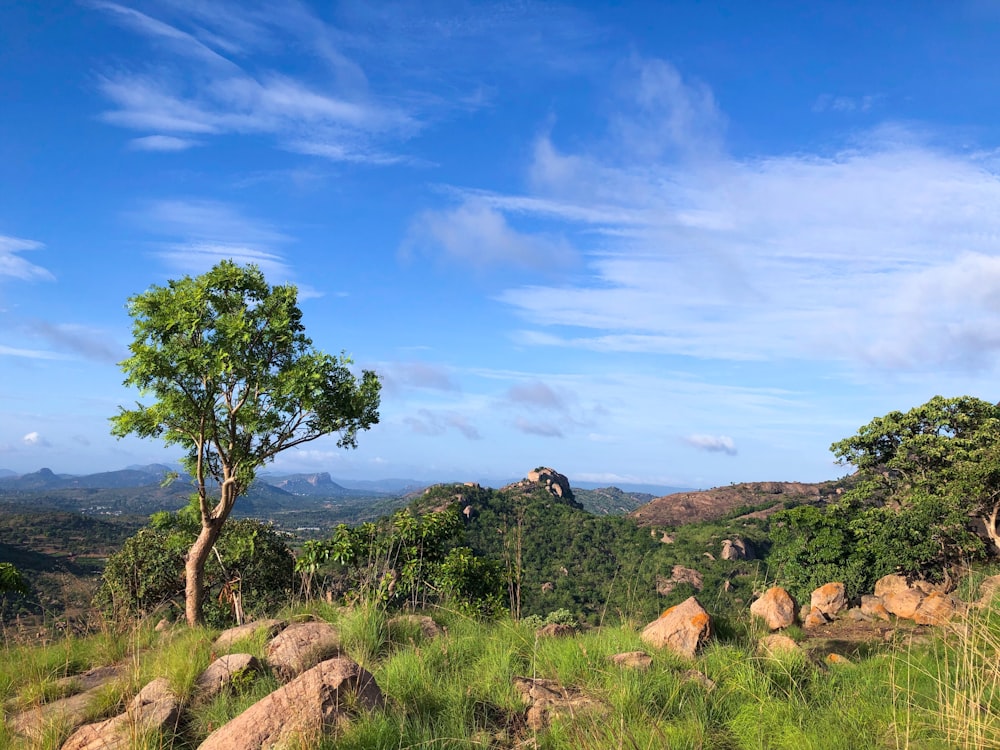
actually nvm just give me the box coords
[95,505,294,627]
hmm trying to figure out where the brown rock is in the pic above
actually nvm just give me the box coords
[977,574,1000,606]
[803,607,829,629]
[810,582,847,618]
[536,623,575,638]
[214,618,287,651]
[721,538,755,561]
[526,467,573,500]
[749,587,796,630]
[388,614,444,640]
[681,669,716,691]
[608,651,652,670]
[826,653,853,666]
[62,678,180,750]
[760,634,801,655]
[860,595,891,622]
[882,588,924,620]
[513,677,605,732]
[874,574,910,598]
[195,654,262,701]
[640,596,711,658]
[913,591,959,625]
[656,565,704,596]
[266,621,341,681]
[198,657,384,750]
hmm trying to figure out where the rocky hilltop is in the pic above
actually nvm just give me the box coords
[630,479,848,527]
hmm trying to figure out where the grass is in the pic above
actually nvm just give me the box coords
[3,594,1000,749]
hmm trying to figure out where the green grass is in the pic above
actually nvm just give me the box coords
[3,597,1000,749]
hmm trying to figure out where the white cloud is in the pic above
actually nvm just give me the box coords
[425,57,1000,376]
[0,344,67,360]
[506,381,568,411]
[406,199,577,270]
[129,134,200,151]
[684,434,737,456]
[0,236,54,282]
[381,362,459,393]
[90,2,416,165]
[22,431,51,447]
[25,321,122,364]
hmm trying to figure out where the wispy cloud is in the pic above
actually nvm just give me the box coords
[129,134,200,151]
[0,344,67,360]
[514,417,564,438]
[684,434,737,456]
[0,236,54,282]
[506,381,569,411]
[405,199,577,271]
[382,362,460,393]
[414,56,1000,376]
[24,321,122,364]
[813,94,878,113]
[404,408,482,440]
[90,1,418,164]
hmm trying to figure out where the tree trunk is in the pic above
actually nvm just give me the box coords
[985,503,1000,554]
[185,518,225,627]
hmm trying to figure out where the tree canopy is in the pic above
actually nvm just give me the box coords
[111,260,381,625]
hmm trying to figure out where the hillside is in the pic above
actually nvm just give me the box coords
[629,478,850,527]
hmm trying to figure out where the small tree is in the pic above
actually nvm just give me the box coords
[111,261,381,626]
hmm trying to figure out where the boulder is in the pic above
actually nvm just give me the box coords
[214,618,287,651]
[388,614,444,640]
[803,607,829,629]
[198,657,384,750]
[721,538,755,561]
[62,678,180,750]
[826,653,853,666]
[195,654,263,701]
[526,467,573,500]
[860,595,891,622]
[656,565,704,596]
[640,596,711,658]
[536,623,575,638]
[265,621,341,681]
[608,651,652,670]
[810,582,847,618]
[882,588,924,620]
[913,591,960,625]
[874,574,910,598]
[749,587,796,630]
[11,665,123,740]
[977,575,1000,607]
[681,669,716,691]
[760,634,801,655]
[513,677,605,732]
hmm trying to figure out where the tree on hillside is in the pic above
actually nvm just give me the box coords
[111,260,381,626]
[832,395,1000,555]
[0,563,28,596]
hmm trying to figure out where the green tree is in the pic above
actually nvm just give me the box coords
[831,395,1000,556]
[0,562,29,596]
[111,261,381,626]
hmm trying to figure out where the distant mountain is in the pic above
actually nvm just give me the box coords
[572,480,692,496]
[0,467,75,490]
[573,486,656,516]
[333,477,429,494]
[0,468,18,478]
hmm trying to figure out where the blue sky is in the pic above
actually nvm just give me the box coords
[4,1,1000,489]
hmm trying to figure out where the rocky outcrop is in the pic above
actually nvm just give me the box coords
[198,657,384,750]
[265,621,341,681]
[750,587,796,630]
[640,596,711,658]
[214,618,287,651]
[536,623,575,638]
[513,677,605,732]
[62,678,180,750]
[195,654,263,702]
[721,538,755,561]
[860,595,891,621]
[502,468,580,507]
[656,565,704,596]
[866,575,962,625]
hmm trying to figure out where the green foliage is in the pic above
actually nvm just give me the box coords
[95,507,294,627]
[0,563,29,596]
[297,506,505,615]
[110,260,380,624]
